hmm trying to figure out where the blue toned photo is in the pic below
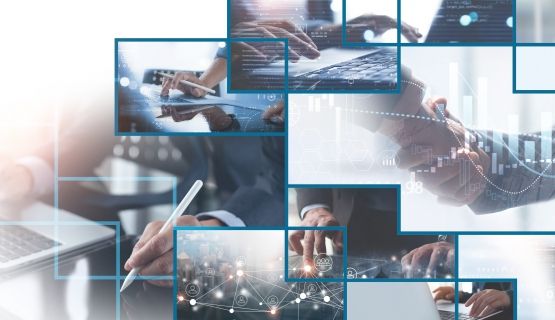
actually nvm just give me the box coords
[228,0,399,92]
[116,40,285,134]
[175,228,344,320]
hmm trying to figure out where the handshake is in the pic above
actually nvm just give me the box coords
[354,69,491,207]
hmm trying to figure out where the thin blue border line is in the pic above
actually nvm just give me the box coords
[114,38,286,136]
[513,44,555,93]
[173,228,177,320]
[116,38,228,42]
[512,0,517,44]
[454,235,459,280]
[400,42,513,47]
[54,103,60,279]
[116,132,286,137]
[114,38,119,135]
[173,227,346,320]
[346,278,456,283]
[455,281,459,320]
[227,37,289,94]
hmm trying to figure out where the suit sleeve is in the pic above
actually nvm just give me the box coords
[221,136,284,226]
[295,188,333,219]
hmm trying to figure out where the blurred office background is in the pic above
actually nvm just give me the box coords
[289,47,555,232]
[517,0,555,42]
[0,0,228,235]
[460,235,555,320]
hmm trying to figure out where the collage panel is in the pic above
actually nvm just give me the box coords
[347,281,457,319]
[175,228,345,320]
[459,235,555,319]
[401,0,514,44]
[514,45,555,93]
[228,0,400,92]
[343,0,401,45]
[516,0,555,43]
[457,280,516,320]
[288,46,555,233]
[286,226,347,281]
[288,186,455,279]
[116,39,286,134]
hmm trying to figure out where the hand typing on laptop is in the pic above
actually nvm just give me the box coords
[401,240,455,278]
[124,215,223,287]
[465,289,511,318]
[231,19,320,63]
[433,285,455,301]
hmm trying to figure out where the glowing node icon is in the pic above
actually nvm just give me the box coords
[189,299,197,306]
[266,295,279,307]
[346,267,357,279]
[307,284,317,294]
[235,295,248,306]
[323,296,331,303]
[314,253,333,273]
[185,283,200,297]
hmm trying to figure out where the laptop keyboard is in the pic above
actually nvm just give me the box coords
[0,226,59,263]
[300,50,397,81]
[439,310,477,320]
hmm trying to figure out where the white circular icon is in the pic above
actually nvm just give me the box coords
[185,283,200,297]
[266,295,279,307]
[235,295,248,306]
[314,253,333,272]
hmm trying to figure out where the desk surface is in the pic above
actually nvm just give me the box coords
[0,236,173,320]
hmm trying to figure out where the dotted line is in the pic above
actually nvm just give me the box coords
[336,80,553,195]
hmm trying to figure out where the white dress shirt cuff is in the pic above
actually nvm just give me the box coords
[300,204,330,220]
[16,156,54,196]
[196,210,246,227]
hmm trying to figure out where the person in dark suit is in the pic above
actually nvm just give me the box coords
[289,188,454,278]
[434,282,513,319]
[124,136,284,286]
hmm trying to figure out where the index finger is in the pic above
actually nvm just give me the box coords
[127,226,173,269]
[426,247,445,277]
[161,78,171,96]
[302,230,315,270]
[465,291,483,307]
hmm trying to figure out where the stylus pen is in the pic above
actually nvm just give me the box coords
[157,72,216,94]
[120,180,204,293]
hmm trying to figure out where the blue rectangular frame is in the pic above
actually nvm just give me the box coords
[173,226,348,320]
[285,225,348,282]
[456,278,517,320]
[513,43,555,93]
[114,37,287,136]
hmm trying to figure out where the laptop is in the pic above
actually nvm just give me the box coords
[0,202,115,272]
[347,282,503,320]
[233,47,398,91]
